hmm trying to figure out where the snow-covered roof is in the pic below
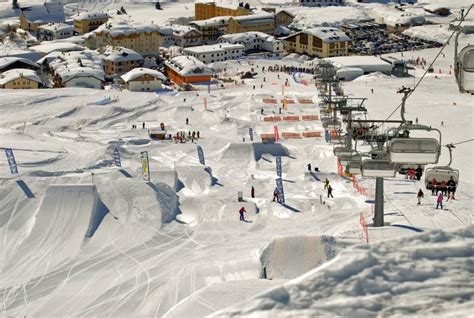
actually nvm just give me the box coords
[121,68,167,82]
[159,25,202,37]
[20,3,65,24]
[230,13,274,24]
[304,27,351,43]
[91,21,160,37]
[190,16,231,28]
[38,23,74,33]
[0,57,39,70]
[360,3,426,27]
[102,46,143,62]
[219,31,279,44]
[195,0,252,10]
[74,11,110,21]
[184,43,245,54]
[281,6,370,30]
[0,68,42,85]
[166,56,214,77]
[47,50,105,83]
[325,56,392,73]
[30,41,84,55]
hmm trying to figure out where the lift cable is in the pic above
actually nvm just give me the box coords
[382,4,474,124]
[447,138,474,147]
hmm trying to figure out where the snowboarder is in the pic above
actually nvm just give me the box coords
[327,185,334,198]
[436,192,443,209]
[186,118,189,125]
[323,178,330,189]
[251,186,255,198]
[239,206,246,221]
[273,188,279,202]
[307,163,312,172]
[417,189,424,205]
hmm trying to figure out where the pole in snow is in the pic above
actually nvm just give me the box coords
[374,177,384,227]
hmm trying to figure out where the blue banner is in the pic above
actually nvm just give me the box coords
[113,147,121,167]
[197,145,205,165]
[140,151,150,181]
[276,178,285,204]
[4,148,18,175]
[249,127,254,141]
[276,156,282,178]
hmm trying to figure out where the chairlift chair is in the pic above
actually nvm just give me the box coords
[339,152,361,166]
[322,119,341,130]
[387,125,441,165]
[361,159,397,178]
[333,145,353,157]
[424,167,459,190]
[346,159,362,175]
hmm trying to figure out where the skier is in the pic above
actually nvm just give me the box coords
[273,188,279,202]
[307,163,312,172]
[239,206,246,221]
[415,165,423,181]
[197,131,200,139]
[447,176,456,201]
[436,192,443,210]
[415,117,419,124]
[251,186,255,198]
[323,178,330,189]
[327,185,334,198]
[142,122,146,129]
[431,178,438,195]
[417,189,424,205]
[261,108,264,115]
[371,88,374,94]
[186,118,189,125]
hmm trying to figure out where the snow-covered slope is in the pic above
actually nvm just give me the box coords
[213,226,474,317]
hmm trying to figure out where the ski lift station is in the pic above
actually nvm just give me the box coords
[324,56,393,81]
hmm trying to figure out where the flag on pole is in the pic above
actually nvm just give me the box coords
[4,148,18,175]
[140,151,150,181]
[197,145,205,165]
[113,147,121,167]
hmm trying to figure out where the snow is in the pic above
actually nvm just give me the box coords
[20,2,65,24]
[103,46,143,62]
[326,55,393,73]
[219,31,278,43]
[29,41,85,55]
[184,43,245,54]
[283,6,370,29]
[159,24,202,36]
[74,11,110,21]
[0,68,42,85]
[48,50,105,83]
[301,27,351,43]
[403,24,452,43]
[190,16,231,27]
[0,56,39,70]
[356,3,427,27]
[37,22,74,33]
[121,67,167,82]
[213,226,474,317]
[90,21,160,37]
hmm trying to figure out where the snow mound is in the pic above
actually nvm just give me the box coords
[219,143,290,161]
[260,235,337,280]
[175,166,213,194]
[287,6,370,29]
[213,226,474,317]
[353,72,393,82]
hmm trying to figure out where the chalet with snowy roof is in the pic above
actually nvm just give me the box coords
[0,57,40,73]
[0,69,43,89]
[73,11,110,34]
[86,22,160,55]
[38,23,74,41]
[283,27,350,58]
[275,10,295,28]
[195,0,252,20]
[121,68,167,92]
[48,50,105,89]
[165,56,214,85]
[20,3,65,34]
[183,43,245,64]
[190,16,231,43]
[159,25,203,48]
[218,31,284,55]
[102,46,143,77]
[228,13,275,35]
[30,41,85,56]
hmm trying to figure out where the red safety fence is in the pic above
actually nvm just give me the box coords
[359,211,369,244]
[260,133,275,141]
[329,130,339,137]
[302,115,319,121]
[298,99,313,104]
[302,131,322,138]
[263,98,277,104]
[282,99,295,104]
[352,175,373,198]
[337,159,344,176]
[283,115,299,122]
[263,116,281,122]
[282,132,301,139]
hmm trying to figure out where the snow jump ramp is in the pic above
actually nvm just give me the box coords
[219,142,290,161]
[260,235,337,280]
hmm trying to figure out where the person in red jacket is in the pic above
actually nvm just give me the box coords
[239,207,246,221]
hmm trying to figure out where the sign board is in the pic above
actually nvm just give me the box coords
[113,147,121,167]
[249,127,254,141]
[140,151,150,181]
[276,178,285,204]
[197,145,205,166]
[276,156,282,178]
[4,148,18,175]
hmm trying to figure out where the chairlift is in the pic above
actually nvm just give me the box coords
[338,152,361,166]
[361,159,396,178]
[333,145,353,157]
[387,125,441,164]
[424,143,460,189]
[346,159,362,175]
[455,45,474,93]
[322,119,341,130]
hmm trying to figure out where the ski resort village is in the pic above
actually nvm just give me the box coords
[0,0,473,317]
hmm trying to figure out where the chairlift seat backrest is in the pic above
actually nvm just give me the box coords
[361,159,396,178]
[347,160,361,175]
[388,137,440,164]
[424,167,459,189]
